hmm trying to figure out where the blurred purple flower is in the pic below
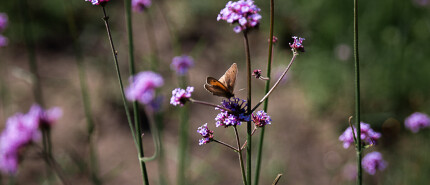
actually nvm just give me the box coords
[252,110,271,127]
[197,123,214,145]
[268,36,278,44]
[0,113,41,174]
[0,35,7,48]
[170,86,194,106]
[217,0,261,33]
[405,112,430,133]
[215,98,249,127]
[27,104,62,128]
[148,95,164,112]
[125,71,164,105]
[0,13,8,32]
[339,122,381,149]
[289,36,305,52]
[342,163,357,181]
[171,55,194,76]
[362,151,387,175]
[85,0,109,6]
[132,0,151,12]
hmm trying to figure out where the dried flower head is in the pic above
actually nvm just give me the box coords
[170,86,194,106]
[197,123,214,145]
[405,112,430,133]
[132,0,151,12]
[0,13,8,32]
[289,36,305,52]
[171,55,194,76]
[362,151,387,175]
[252,69,262,79]
[252,110,272,127]
[85,0,109,5]
[215,98,249,127]
[339,122,381,149]
[125,71,164,104]
[217,0,262,33]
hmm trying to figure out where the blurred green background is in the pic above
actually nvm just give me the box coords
[0,0,429,184]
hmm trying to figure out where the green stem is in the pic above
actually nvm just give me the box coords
[100,4,138,162]
[243,31,252,185]
[234,126,248,185]
[254,0,275,184]
[177,76,189,185]
[271,174,282,185]
[123,0,150,184]
[353,0,362,184]
[213,139,239,152]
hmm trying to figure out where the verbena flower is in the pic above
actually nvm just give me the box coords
[125,71,164,104]
[27,104,63,128]
[132,0,151,12]
[0,113,41,174]
[404,112,430,133]
[362,151,387,175]
[252,110,271,127]
[0,13,8,32]
[171,55,194,76]
[217,0,262,33]
[252,69,262,79]
[85,0,109,6]
[269,36,278,44]
[0,35,7,48]
[148,95,163,112]
[339,122,381,149]
[289,36,305,52]
[197,123,214,145]
[215,98,249,127]
[170,87,194,106]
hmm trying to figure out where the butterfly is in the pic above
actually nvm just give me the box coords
[204,63,237,99]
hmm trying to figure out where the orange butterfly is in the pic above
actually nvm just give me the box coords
[204,63,237,99]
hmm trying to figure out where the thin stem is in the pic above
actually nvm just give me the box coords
[243,31,252,185]
[348,116,358,144]
[140,109,161,162]
[213,139,239,152]
[189,98,232,112]
[241,127,258,150]
[254,0,274,184]
[250,53,297,113]
[271,174,282,185]
[101,5,138,154]
[353,0,362,184]
[177,76,189,185]
[234,126,248,185]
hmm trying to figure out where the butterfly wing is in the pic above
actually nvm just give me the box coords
[218,63,237,93]
[204,77,234,98]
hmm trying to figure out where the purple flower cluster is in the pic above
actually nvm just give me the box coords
[0,104,62,174]
[252,69,262,79]
[215,98,249,127]
[404,112,430,133]
[85,0,109,5]
[217,0,262,33]
[339,122,381,149]
[252,110,271,127]
[125,71,164,105]
[289,36,305,52]
[170,86,194,106]
[171,55,194,76]
[362,152,387,175]
[132,0,151,12]
[0,13,8,48]
[197,123,214,145]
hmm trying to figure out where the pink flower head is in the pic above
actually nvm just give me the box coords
[252,110,272,127]
[289,36,305,52]
[85,0,109,6]
[125,71,164,104]
[197,123,214,145]
[132,0,151,12]
[171,55,194,76]
[405,112,430,133]
[0,113,41,174]
[0,13,8,32]
[27,104,63,128]
[339,122,381,149]
[170,86,194,106]
[362,152,387,175]
[0,35,7,48]
[217,0,262,33]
